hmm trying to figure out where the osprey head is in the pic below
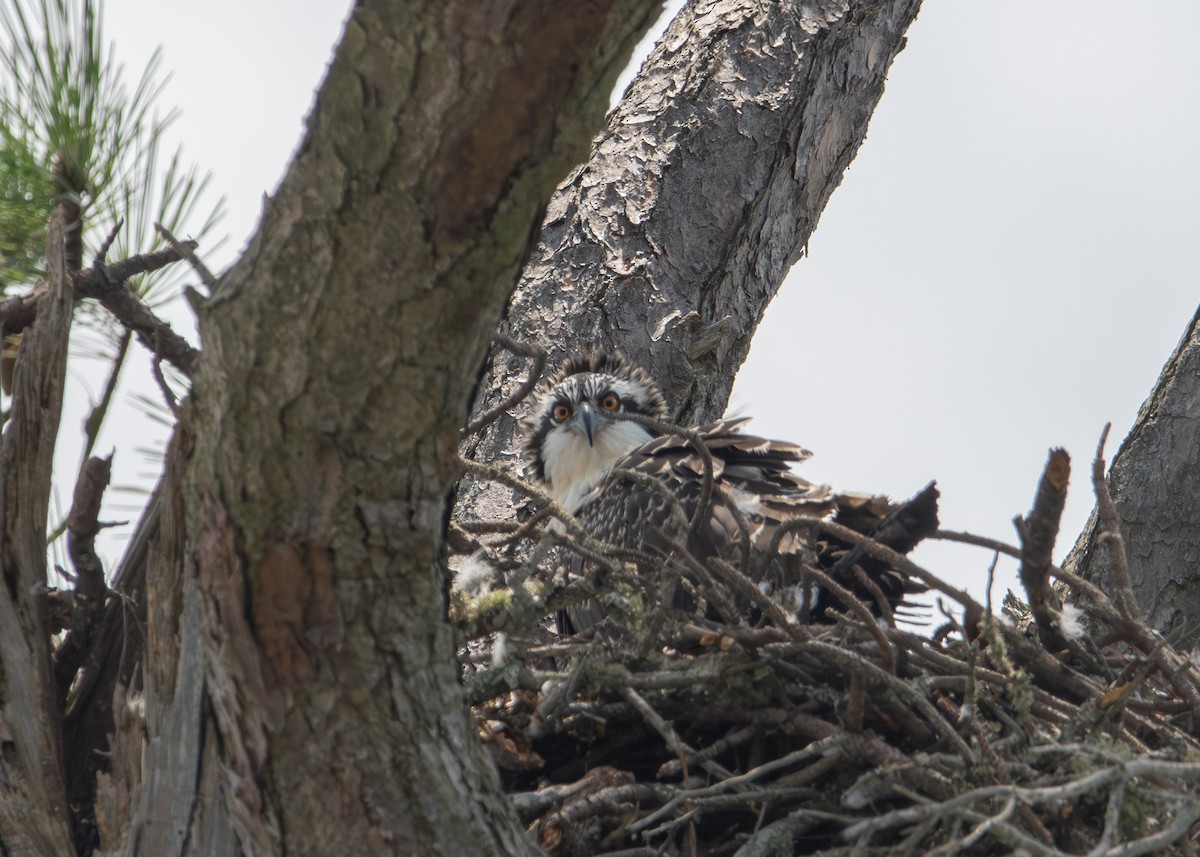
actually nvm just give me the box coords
[524,351,667,511]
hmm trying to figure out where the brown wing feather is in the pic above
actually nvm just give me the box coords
[563,422,832,629]
[563,421,936,634]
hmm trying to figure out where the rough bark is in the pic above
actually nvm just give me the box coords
[0,2,929,854]
[0,208,75,853]
[91,2,663,856]
[1065,304,1200,633]
[461,0,923,523]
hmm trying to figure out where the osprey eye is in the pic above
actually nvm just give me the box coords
[600,393,620,412]
[552,403,571,421]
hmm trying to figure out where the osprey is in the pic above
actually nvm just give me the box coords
[523,351,934,634]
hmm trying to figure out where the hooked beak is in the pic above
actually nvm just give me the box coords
[574,401,595,446]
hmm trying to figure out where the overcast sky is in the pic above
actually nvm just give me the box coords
[84,1,1198,604]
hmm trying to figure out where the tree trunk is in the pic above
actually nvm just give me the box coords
[0,208,76,855]
[91,1,661,854]
[0,2,930,854]
[461,0,922,521]
[1065,304,1200,632]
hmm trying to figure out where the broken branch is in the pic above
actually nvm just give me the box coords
[54,455,115,710]
[1016,448,1070,652]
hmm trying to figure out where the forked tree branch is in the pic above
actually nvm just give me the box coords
[0,240,201,376]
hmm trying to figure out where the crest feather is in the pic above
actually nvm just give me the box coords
[542,350,661,411]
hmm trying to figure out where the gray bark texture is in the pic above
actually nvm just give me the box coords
[1066,304,1200,633]
[0,1,929,855]
[461,0,922,524]
[93,1,662,855]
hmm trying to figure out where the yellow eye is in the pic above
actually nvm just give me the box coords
[553,403,571,421]
[600,393,620,412]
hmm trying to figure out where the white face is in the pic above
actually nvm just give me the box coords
[542,416,653,511]
[534,373,658,511]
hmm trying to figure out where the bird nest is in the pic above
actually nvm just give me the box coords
[453,350,1200,856]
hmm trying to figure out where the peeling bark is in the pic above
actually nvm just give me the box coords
[461,0,923,521]
[0,2,930,854]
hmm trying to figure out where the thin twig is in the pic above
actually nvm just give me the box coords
[463,337,546,436]
[457,458,623,566]
[932,529,1022,559]
[92,217,124,268]
[621,686,734,781]
[155,221,217,288]
[80,330,131,462]
[150,352,179,415]
[1090,423,1141,624]
[801,562,893,671]
[817,519,985,618]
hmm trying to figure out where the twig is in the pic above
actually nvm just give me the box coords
[630,737,840,835]
[94,282,198,376]
[541,781,670,829]
[463,337,546,436]
[700,553,810,641]
[656,713,784,778]
[801,639,975,764]
[92,217,124,268]
[1091,775,1126,856]
[0,284,48,343]
[529,644,594,735]
[480,505,553,548]
[1101,799,1200,857]
[80,330,131,462]
[716,487,754,580]
[510,777,596,818]
[932,529,1021,559]
[608,410,716,540]
[817,519,985,618]
[845,669,865,733]
[0,236,195,345]
[155,221,217,288]
[927,794,1016,856]
[801,562,893,671]
[85,240,199,291]
[455,519,524,534]
[848,759,1200,839]
[621,686,735,781]
[81,233,202,376]
[458,458,628,567]
[1091,423,1141,624]
[1052,560,1200,730]
[53,454,115,710]
[732,810,846,857]
[150,351,180,415]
